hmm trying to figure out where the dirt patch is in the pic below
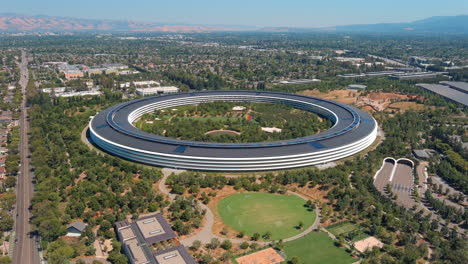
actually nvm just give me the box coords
[75,171,87,184]
[360,105,376,114]
[288,183,330,204]
[387,101,429,113]
[366,92,410,101]
[297,89,360,105]
[356,92,425,112]
[236,248,285,264]
[206,186,250,239]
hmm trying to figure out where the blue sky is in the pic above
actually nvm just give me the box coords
[3,0,468,27]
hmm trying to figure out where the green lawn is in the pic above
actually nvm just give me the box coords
[217,193,315,240]
[326,221,357,237]
[282,232,356,264]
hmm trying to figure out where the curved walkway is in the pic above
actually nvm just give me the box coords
[158,169,320,246]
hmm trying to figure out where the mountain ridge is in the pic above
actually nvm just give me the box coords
[0,13,245,33]
[0,13,466,34]
[261,15,468,34]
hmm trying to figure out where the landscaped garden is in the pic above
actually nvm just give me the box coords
[133,101,332,143]
[217,192,316,240]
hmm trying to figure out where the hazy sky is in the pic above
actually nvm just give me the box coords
[3,0,468,27]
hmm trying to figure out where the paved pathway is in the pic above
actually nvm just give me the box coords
[283,191,321,242]
[158,169,320,246]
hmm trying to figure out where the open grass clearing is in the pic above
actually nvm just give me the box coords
[218,192,315,240]
[282,231,356,264]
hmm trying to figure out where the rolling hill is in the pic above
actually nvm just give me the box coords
[0,14,243,33]
[0,13,467,34]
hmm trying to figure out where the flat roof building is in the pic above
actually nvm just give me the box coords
[41,87,67,93]
[103,63,128,70]
[347,84,367,91]
[125,238,152,264]
[338,71,403,78]
[278,79,321,84]
[413,149,431,159]
[41,87,102,97]
[88,68,105,75]
[136,87,179,96]
[334,57,365,63]
[135,214,176,244]
[416,83,468,106]
[115,214,193,264]
[439,81,468,94]
[153,245,195,264]
[56,90,102,98]
[390,72,447,80]
[121,81,161,88]
[64,70,85,80]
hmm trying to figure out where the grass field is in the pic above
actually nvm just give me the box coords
[218,193,315,240]
[326,221,357,237]
[283,232,356,264]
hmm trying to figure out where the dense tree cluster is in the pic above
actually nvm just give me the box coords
[168,196,205,235]
[27,93,167,262]
[423,190,467,225]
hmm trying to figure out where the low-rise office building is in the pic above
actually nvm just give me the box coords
[115,213,195,264]
[390,72,447,80]
[347,84,367,91]
[41,87,68,93]
[64,70,85,80]
[121,80,161,88]
[278,79,321,84]
[136,86,180,96]
[57,90,102,98]
[334,57,365,63]
[338,71,403,78]
[103,63,128,70]
[88,68,105,75]
[41,87,102,97]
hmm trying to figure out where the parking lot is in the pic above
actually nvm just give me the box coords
[374,158,395,193]
[374,158,416,209]
[391,160,416,208]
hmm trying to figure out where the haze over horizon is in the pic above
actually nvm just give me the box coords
[3,0,468,27]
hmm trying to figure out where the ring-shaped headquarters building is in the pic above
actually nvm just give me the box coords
[89,91,378,171]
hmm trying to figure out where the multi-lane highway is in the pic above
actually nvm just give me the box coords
[13,50,39,264]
